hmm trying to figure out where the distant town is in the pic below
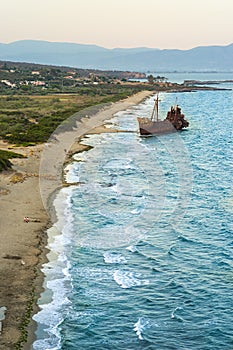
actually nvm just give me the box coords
[0,61,177,94]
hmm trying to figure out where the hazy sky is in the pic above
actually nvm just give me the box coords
[1,0,233,49]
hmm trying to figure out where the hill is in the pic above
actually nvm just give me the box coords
[0,40,233,71]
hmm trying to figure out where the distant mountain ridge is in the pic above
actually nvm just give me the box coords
[0,40,232,72]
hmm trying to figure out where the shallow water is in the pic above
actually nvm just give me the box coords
[33,80,233,349]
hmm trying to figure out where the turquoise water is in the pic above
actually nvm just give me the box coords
[33,81,233,349]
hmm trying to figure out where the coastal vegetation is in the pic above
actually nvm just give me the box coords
[0,149,25,171]
[0,61,149,171]
[0,60,223,171]
[0,61,146,170]
[0,86,146,146]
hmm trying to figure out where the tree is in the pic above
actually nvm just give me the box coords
[147,74,155,84]
[155,76,168,83]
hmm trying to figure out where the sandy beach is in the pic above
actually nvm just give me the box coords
[0,90,154,349]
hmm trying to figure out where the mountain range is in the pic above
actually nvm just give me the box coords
[0,40,233,72]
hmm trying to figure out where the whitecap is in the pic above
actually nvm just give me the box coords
[113,270,149,289]
[103,252,127,264]
[131,207,142,214]
[126,245,138,253]
[171,306,184,322]
[133,317,152,340]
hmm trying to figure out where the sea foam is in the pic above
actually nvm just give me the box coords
[113,270,149,289]
[33,187,74,350]
[103,252,127,264]
[133,317,152,340]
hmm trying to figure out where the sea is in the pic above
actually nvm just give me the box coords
[33,73,233,350]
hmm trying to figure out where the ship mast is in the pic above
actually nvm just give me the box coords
[151,94,160,121]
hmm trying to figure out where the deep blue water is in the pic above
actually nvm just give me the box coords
[33,79,233,349]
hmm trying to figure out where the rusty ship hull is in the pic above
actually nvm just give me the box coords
[137,118,176,136]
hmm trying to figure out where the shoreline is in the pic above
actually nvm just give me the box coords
[0,90,154,349]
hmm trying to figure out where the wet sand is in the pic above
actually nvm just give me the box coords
[0,90,154,349]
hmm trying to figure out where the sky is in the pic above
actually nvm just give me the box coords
[1,0,233,49]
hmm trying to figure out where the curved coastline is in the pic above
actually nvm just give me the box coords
[0,90,154,349]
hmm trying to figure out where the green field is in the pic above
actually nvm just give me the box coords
[0,84,150,170]
[0,85,146,145]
